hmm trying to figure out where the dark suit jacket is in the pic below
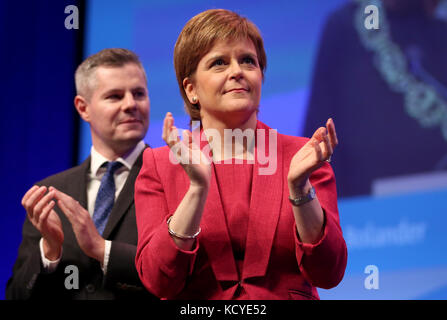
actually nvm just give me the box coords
[135,121,347,300]
[6,148,156,300]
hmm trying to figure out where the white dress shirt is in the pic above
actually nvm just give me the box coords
[40,140,146,274]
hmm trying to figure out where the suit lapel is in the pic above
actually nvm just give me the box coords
[102,148,145,239]
[199,131,239,282]
[199,123,284,282]
[70,157,89,209]
[56,158,89,250]
[200,163,239,282]
[242,122,283,279]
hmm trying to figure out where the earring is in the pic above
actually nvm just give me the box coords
[192,96,197,104]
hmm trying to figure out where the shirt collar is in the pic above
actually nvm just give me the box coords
[90,140,146,176]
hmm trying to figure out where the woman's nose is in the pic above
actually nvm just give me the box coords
[228,60,243,80]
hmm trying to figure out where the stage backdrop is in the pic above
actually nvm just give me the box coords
[2,0,446,300]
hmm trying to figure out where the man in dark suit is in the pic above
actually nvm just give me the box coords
[6,48,155,299]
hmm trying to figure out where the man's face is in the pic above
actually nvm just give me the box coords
[85,63,150,155]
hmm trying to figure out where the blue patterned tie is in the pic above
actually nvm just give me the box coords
[92,161,123,235]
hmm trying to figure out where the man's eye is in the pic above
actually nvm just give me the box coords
[107,94,122,100]
[134,91,146,98]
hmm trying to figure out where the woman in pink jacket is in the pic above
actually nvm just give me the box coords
[134,9,347,300]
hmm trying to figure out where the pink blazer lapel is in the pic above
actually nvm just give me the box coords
[242,121,284,280]
[200,162,239,282]
[196,122,284,282]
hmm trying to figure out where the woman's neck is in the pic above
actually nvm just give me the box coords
[201,112,257,162]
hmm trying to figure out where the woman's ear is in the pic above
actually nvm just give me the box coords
[183,77,198,104]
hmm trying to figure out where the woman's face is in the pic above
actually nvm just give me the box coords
[184,38,263,127]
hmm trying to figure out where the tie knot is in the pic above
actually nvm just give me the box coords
[105,161,123,174]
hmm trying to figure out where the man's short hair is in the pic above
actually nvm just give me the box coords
[75,48,147,100]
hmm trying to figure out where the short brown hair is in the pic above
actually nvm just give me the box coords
[174,9,267,122]
[75,48,147,100]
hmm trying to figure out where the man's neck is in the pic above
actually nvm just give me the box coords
[92,141,137,161]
